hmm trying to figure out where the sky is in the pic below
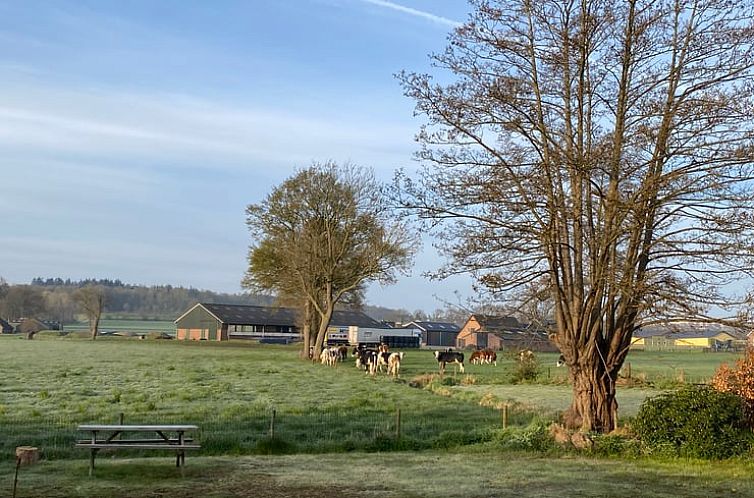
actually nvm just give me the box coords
[0,0,477,313]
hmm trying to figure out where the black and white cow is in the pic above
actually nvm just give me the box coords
[353,348,379,375]
[434,350,465,373]
[556,354,566,367]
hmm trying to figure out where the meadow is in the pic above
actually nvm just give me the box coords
[0,335,749,497]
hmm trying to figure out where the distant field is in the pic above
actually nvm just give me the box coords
[63,319,176,334]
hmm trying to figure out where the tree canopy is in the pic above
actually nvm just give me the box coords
[400,0,754,431]
[244,162,415,356]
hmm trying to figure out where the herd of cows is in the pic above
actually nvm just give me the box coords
[318,344,568,377]
[317,344,505,377]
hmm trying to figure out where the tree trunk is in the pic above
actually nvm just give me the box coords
[300,301,312,360]
[564,360,619,432]
[311,306,334,359]
[90,316,100,341]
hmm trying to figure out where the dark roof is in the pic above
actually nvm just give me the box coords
[473,314,521,330]
[196,303,384,329]
[402,321,461,333]
[490,329,550,341]
[15,318,48,334]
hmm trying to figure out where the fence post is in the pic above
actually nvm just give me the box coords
[395,408,401,440]
[270,408,276,439]
[118,413,124,441]
[501,404,509,430]
[627,362,632,379]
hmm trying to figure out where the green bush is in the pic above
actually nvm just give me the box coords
[634,385,752,459]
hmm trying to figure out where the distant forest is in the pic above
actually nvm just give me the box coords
[0,277,448,325]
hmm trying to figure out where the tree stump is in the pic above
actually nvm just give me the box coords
[15,446,40,466]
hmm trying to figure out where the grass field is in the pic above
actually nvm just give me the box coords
[5,452,754,497]
[0,336,748,497]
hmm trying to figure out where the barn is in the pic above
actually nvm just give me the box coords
[401,320,460,347]
[174,303,384,342]
[456,314,556,351]
[637,325,747,352]
[0,318,13,334]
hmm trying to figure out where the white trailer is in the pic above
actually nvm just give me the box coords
[348,326,422,347]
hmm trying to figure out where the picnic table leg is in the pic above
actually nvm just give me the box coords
[89,448,98,477]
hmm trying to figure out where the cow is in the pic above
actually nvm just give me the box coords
[320,347,339,367]
[518,349,535,362]
[469,350,484,365]
[470,349,497,366]
[435,350,465,373]
[387,352,404,378]
[480,348,497,366]
[352,347,377,371]
[359,349,379,376]
[556,354,566,367]
[336,345,349,362]
[375,350,392,373]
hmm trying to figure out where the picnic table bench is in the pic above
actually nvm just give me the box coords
[76,424,200,475]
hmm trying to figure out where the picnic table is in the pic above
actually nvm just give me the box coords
[75,424,200,475]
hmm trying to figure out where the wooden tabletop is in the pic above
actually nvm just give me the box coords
[78,425,198,431]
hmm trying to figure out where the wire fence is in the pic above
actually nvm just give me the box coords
[1,403,523,461]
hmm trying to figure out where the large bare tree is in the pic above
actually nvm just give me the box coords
[399,0,754,432]
[244,162,414,358]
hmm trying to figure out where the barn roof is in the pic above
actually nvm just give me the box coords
[179,303,384,329]
[636,324,747,340]
[472,314,521,330]
[402,321,461,333]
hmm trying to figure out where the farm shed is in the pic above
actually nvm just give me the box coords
[401,321,460,347]
[456,314,556,352]
[174,303,383,342]
[638,325,747,352]
[15,318,48,336]
[0,318,13,334]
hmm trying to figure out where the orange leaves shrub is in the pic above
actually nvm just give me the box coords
[711,348,754,425]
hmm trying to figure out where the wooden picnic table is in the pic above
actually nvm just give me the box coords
[76,424,200,475]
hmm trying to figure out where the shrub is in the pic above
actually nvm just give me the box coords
[504,420,553,452]
[511,351,540,383]
[634,385,752,459]
[711,348,754,424]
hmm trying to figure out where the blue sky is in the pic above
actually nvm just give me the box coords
[0,0,475,313]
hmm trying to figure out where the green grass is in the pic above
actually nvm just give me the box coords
[5,452,754,497]
[0,336,741,460]
[0,337,509,457]
[0,337,749,496]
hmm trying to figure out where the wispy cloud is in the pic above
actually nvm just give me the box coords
[359,0,461,28]
[0,83,416,171]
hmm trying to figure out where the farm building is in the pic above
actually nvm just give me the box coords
[635,325,747,351]
[456,314,556,352]
[174,303,384,342]
[401,321,460,347]
[0,318,13,334]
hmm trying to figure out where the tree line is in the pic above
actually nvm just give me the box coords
[0,277,447,327]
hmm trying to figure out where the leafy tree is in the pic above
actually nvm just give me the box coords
[244,162,415,358]
[399,0,754,431]
[74,286,106,340]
